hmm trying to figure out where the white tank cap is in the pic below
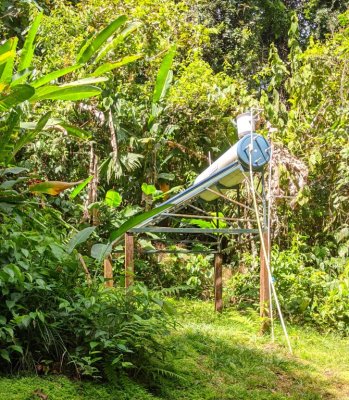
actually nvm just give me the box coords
[236,112,255,138]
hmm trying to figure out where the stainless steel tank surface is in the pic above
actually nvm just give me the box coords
[194,134,270,201]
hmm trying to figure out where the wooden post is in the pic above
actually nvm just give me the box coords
[260,230,270,332]
[103,257,113,287]
[214,253,223,313]
[125,232,134,288]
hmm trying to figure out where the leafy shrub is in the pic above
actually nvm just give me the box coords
[226,239,349,335]
[136,248,214,299]
[0,201,175,380]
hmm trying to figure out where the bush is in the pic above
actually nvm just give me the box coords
[226,240,349,335]
[0,203,175,380]
[135,249,214,298]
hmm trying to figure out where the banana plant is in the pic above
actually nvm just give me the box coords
[99,46,176,185]
[141,46,178,200]
[0,12,142,167]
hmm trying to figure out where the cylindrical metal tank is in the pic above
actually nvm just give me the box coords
[194,133,270,201]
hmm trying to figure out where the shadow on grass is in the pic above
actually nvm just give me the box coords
[150,329,335,400]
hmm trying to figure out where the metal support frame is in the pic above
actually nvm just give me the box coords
[131,227,258,234]
[123,159,270,319]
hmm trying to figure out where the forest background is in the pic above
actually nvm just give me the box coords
[0,0,349,386]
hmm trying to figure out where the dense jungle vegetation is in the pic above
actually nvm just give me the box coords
[1,0,349,398]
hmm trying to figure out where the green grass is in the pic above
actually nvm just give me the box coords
[1,299,349,400]
[156,300,349,400]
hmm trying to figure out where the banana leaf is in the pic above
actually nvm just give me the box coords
[0,38,18,84]
[77,15,127,63]
[70,175,93,199]
[152,45,176,104]
[110,203,172,242]
[95,21,141,62]
[31,64,82,88]
[18,12,43,72]
[29,180,83,195]
[30,85,101,102]
[91,55,142,77]
[0,84,35,111]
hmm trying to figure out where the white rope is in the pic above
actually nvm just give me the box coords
[248,111,292,354]
[267,144,275,342]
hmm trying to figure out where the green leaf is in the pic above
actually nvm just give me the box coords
[77,15,127,63]
[58,123,92,140]
[152,46,176,104]
[60,76,108,87]
[105,190,122,207]
[0,111,20,163]
[0,50,16,65]
[11,112,51,160]
[67,227,96,254]
[91,243,114,262]
[30,85,102,102]
[18,12,43,72]
[11,68,33,87]
[141,183,157,196]
[49,243,66,261]
[2,167,28,175]
[0,38,18,85]
[95,21,141,62]
[92,55,142,77]
[29,180,82,195]
[3,266,14,279]
[110,204,172,242]
[0,350,10,363]
[9,344,23,354]
[158,172,175,181]
[31,64,83,88]
[0,84,35,111]
[70,175,93,199]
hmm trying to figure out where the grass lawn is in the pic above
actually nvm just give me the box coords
[1,299,349,400]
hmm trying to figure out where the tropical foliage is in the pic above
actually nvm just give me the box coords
[1,0,349,393]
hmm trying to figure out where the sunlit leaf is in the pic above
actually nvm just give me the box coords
[110,204,172,242]
[60,76,108,87]
[31,64,82,88]
[70,175,93,199]
[18,12,43,72]
[77,15,127,63]
[11,68,33,87]
[105,190,122,207]
[0,51,15,65]
[152,45,176,104]
[11,112,51,160]
[0,38,18,84]
[141,183,157,196]
[92,55,142,77]
[30,85,101,102]
[95,21,141,62]
[29,180,82,196]
[0,84,35,111]
[57,123,92,140]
